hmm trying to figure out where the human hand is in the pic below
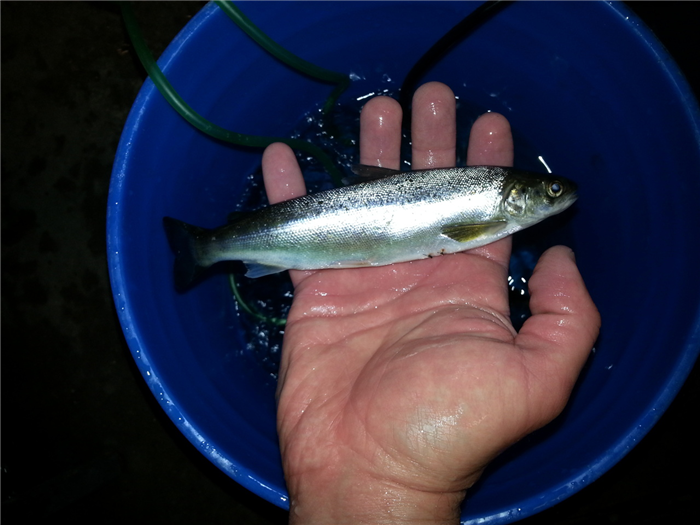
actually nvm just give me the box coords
[261,82,600,524]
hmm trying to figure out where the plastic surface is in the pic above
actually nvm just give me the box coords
[107,2,700,523]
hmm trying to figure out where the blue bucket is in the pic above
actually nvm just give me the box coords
[108,2,700,523]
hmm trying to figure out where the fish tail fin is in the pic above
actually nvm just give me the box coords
[162,217,209,292]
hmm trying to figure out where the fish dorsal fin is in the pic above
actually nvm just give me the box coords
[227,211,247,223]
[442,221,507,243]
[350,164,402,181]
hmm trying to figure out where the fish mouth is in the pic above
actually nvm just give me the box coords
[560,190,578,211]
[538,189,578,218]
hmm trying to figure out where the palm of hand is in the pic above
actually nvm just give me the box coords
[263,83,599,519]
[279,252,540,495]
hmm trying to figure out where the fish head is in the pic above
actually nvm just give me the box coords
[502,171,578,225]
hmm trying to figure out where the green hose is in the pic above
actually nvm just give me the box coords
[214,0,350,115]
[119,1,344,186]
[399,0,513,129]
[229,274,287,326]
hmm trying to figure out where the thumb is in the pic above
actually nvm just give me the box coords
[515,246,601,419]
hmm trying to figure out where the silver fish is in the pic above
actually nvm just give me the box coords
[163,165,577,290]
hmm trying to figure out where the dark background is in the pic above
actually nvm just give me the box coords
[2,2,698,523]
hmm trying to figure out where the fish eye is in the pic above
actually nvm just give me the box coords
[547,181,563,197]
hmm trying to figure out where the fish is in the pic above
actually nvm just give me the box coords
[163,165,577,291]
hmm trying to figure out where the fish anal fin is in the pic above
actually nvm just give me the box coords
[244,262,288,278]
[441,221,507,243]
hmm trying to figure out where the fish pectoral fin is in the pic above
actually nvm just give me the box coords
[350,164,402,181]
[243,262,288,278]
[441,221,508,243]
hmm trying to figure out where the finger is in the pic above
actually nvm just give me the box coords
[517,246,601,418]
[465,112,514,268]
[261,143,311,286]
[411,82,456,169]
[261,142,307,204]
[466,112,514,167]
[360,96,402,169]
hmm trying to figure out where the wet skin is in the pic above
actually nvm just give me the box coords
[261,82,600,525]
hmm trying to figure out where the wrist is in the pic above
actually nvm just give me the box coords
[286,469,465,525]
